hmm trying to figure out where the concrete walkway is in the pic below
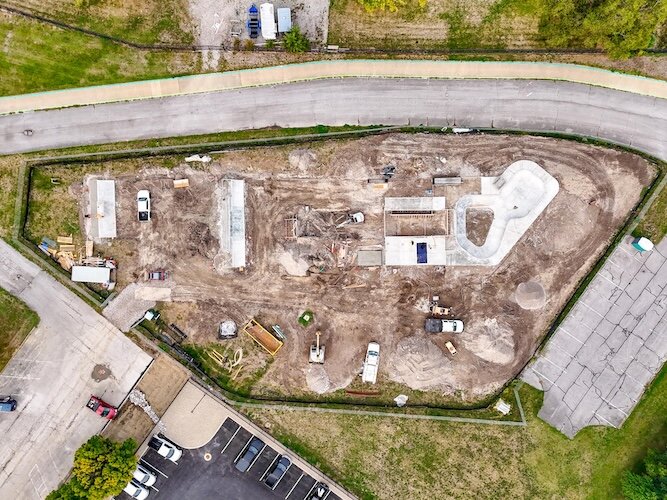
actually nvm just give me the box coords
[2,60,667,114]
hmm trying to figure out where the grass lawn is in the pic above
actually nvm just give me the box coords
[0,12,199,96]
[633,182,667,243]
[246,369,667,499]
[0,287,39,371]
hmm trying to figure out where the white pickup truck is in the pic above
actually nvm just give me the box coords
[362,342,380,384]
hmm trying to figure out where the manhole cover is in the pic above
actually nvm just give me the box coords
[91,364,112,382]
[204,452,212,461]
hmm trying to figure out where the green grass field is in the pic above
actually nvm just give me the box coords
[0,287,39,371]
[634,183,667,243]
[247,369,667,499]
[0,12,199,96]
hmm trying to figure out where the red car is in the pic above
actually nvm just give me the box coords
[86,396,118,420]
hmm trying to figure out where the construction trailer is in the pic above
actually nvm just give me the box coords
[362,342,380,384]
[260,3,277,40]
[277,7,292,33]
[242,318,283,356]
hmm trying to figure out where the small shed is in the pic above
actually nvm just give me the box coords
[277,8,292,33]
[71,266,111,284]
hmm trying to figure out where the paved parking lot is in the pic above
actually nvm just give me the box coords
[0,241,152,498]
[122,418,341,500]
[522,236,667,437]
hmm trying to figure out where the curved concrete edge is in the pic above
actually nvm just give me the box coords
[2,59,667,115]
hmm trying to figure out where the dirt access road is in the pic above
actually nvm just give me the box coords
[88,133,653,401]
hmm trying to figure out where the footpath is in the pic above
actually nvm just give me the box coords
[1,60,667,114]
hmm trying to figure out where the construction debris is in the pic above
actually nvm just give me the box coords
[173,179,190,189]
[57,235,73,244]
[242,318,283,356]
[129,389,166,434]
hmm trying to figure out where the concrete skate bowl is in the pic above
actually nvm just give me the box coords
[454,160,559,265]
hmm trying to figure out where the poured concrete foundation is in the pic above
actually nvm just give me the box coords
[448,160,559,266]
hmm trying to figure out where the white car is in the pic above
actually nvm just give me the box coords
[425,318,464,333]
[124,480,150,499]
[133,464,157,487]
[148,435,182,463]
[137,190,151,222]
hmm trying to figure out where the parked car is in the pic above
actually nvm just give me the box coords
[148,435,182,463]
[264,455,291,489]
[133,464,157,487]
[85,395,117,419]
[137,190,151,222]
[307,482,330,500]
[0,396,17,412]
[425,318,464,333]
[123,479,150,499]
[147,269,168,281]
[235,437,264,472]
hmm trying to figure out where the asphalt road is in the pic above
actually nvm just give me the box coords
[1,79,666,160]
[0,240,152,498]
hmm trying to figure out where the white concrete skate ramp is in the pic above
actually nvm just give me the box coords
[453,160,559,265]
[515,280,546,309]
[462,318,515,365]
[387,335,453,391]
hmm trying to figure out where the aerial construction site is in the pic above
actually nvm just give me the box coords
[29,132,655,403]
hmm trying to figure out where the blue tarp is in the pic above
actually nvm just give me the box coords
[416,242,427,264]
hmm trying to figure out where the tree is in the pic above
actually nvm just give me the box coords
[283,27,310,53]
[622,448,667,500]
[538,0,667,58]
[47,436,137,500]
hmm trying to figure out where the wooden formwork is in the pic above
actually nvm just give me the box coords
[242,318,283,356]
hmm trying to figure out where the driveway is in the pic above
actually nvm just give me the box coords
[522,236,667,437]
[1,79,666,160]
[0,240,152,498]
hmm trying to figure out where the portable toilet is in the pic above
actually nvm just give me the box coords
[260,3,276,40]
[277,7,292,33]
[631,237,654,253]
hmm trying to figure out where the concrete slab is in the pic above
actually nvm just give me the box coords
[521,237,667,438]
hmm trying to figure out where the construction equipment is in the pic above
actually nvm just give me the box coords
[309,331,325,364]
[445,341,457,355]
[430,296,450,316]
[336,212,364,228]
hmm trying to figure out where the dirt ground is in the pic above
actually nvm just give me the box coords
[188,0,330,69]
[85,133,654,401]
[103,353,190,444]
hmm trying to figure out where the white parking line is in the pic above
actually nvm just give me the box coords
[285,473,303,499]
[261,454,280,481]
[273,462,292,490]
[322,489,332,500]
[140,459,168,479]
[304,482,318,500]
[220,426,241,455]
[247,443,266,471]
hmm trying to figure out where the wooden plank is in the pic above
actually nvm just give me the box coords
[173,179,190,189]
[59,244,76,253]
[57,235,73,244]
[85,240,93,257]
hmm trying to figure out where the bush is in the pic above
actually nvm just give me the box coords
[622,448,667,499]
[283,27,310,53]
[47,436,137,500]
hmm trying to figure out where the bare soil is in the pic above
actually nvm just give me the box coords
[103,353,190,444]
[87,133,654,401]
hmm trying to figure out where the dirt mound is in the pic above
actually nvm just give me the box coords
[462,318,515,365]
[387,335,453,392]
[306,364,331,394]
[289,149,317,172]
[515,281,546,310]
